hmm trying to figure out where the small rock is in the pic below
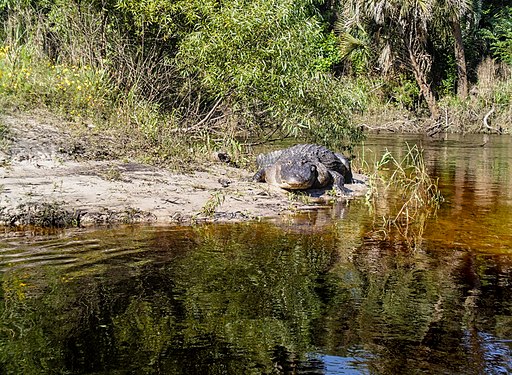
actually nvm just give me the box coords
[211,151,231,163]
[218,178,231,188]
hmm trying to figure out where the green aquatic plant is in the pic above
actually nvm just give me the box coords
[197,191,226,219]
[365,143,444,244]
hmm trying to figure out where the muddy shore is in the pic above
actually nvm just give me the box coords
[0,111,368,227]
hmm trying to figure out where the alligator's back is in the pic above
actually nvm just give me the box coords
[257,144,334,166]
[254,144,353,186]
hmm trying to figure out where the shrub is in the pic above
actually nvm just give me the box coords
[481,6,512,65]
[0,0,365,154]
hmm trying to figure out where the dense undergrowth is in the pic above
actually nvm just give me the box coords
[0,0,511,167]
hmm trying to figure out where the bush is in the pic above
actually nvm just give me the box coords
[481,6,512,65]
[0,0,365,155]
[0,43,113,119]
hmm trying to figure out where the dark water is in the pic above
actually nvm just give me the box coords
[1,134,512,374]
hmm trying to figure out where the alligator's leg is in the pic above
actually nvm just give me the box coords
[335,153,353,184]
[330,171,351,196]
[252,168,266,182]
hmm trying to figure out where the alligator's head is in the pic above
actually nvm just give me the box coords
[273,158,317,190]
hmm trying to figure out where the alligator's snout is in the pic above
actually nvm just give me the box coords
[277,162,317,189]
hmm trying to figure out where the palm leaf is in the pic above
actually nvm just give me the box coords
[338,32,368,61]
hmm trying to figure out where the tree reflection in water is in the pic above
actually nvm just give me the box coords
[1,133,512,374]
[0,219,511,374]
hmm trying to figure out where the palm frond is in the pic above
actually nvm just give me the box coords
[378,42,394,74]
[338,32,368,61]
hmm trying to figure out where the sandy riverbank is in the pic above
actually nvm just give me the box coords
[0,111,368,227]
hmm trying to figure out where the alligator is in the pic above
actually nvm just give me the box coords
[252,144,352,194]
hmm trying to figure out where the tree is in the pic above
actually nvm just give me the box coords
[336,0,439,117]
[435,0,472,98]
[336,0,473,116]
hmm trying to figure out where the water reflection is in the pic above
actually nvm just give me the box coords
[1,133,512,373]
[358,133,512,253]
[0,218,511,374]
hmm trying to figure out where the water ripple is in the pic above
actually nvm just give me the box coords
[0,229,150,273]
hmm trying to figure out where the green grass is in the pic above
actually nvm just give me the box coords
[363,143,444,244]
[0,45,112,118]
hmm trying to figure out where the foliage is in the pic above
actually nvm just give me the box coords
[0,0,511,155]
[314,31,343,72]
[386,74,422,111]
[338,30,374,75]
[480,6,512,64]
[0,43,112,119]
[437,53,458,96]
[0,0,366,157]
[364,143,444,245]
[173,0,360,146]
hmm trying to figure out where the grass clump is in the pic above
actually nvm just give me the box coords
[0,44,112,120]
[196,191,226,219]
[364,143,444,244]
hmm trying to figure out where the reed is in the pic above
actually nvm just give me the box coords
[197,191,226,219]
[364,143,444,244]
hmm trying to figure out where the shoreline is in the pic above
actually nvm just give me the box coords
[0,112,369,229]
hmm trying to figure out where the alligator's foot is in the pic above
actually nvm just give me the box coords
[330,171,350,196]
[252,169,265,182]
[333,185,352,197]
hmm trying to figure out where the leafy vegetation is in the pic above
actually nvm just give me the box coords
[480,4,512,65]
[0,0,510,164]
[362,144,443,245]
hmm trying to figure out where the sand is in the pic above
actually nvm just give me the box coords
[0,111,368,226]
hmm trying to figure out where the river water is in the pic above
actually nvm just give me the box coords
[0,134,511,374]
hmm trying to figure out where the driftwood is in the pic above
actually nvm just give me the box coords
[482,106,501,134]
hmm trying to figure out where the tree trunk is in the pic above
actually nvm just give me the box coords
[452,18,468,99]
[408,46,440,119]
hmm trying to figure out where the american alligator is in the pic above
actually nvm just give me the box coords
[252,144,352,193]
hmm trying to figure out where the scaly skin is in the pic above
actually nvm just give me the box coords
[252,144,352,192]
